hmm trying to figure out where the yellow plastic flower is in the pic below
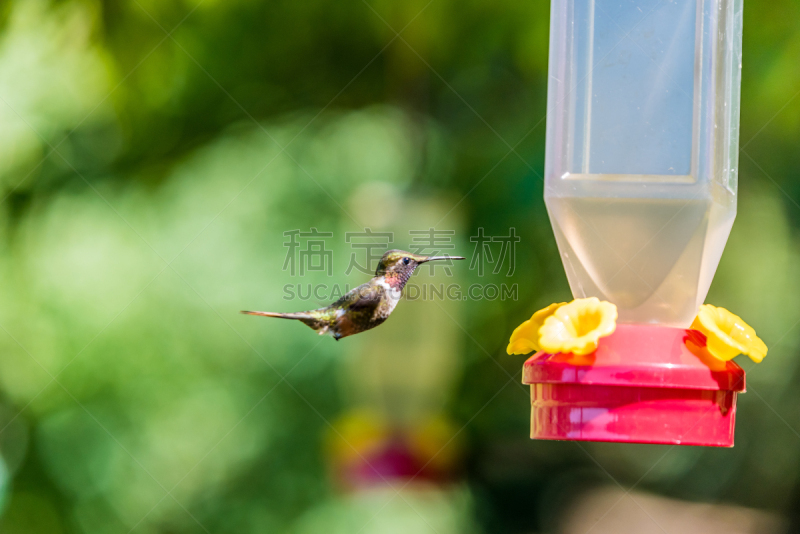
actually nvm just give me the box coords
[691,304,768,363]
[506,302,566,355]
[538,297,618,356]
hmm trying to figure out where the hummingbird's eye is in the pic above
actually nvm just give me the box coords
[403,257,410,265]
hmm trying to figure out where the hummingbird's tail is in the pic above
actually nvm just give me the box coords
[240,310,315,320]
[241,308,334,336]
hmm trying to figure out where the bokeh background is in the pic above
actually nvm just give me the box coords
[0,0,799,532]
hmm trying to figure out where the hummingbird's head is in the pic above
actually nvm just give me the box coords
[375,249,465,289]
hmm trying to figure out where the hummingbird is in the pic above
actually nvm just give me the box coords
[241,250,465,340]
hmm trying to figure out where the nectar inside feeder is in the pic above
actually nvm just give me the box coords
[526,0,746,446]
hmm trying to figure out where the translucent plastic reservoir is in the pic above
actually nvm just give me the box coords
[544,0,743,326]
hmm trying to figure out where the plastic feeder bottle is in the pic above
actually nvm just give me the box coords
[523,0,745,446]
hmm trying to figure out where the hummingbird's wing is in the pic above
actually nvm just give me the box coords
[338,282,382,312]
[325,282,385,339]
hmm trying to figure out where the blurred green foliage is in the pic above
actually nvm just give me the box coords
[0,0,799,532]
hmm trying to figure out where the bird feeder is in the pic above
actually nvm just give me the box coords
[524,0,745,446]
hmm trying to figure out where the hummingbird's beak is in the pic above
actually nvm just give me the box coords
[420,255,466,263]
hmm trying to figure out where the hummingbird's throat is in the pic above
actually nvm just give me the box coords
[384,270,411,291]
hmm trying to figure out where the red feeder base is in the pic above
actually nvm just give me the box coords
[522,324,746,447]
